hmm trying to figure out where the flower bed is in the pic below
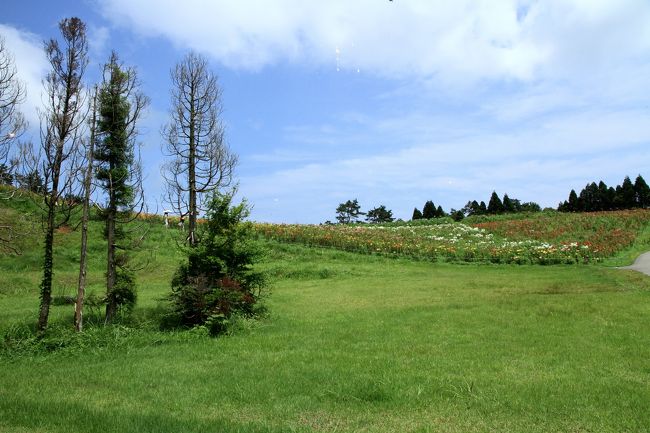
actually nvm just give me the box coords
[254,210,650,264]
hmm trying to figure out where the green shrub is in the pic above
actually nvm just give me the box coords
[166,191,266,335]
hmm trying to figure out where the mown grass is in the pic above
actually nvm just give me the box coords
[1,193,650,432]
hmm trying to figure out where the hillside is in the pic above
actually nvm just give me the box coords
[1,190,650,432]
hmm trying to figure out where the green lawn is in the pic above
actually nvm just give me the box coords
[1,235,650,432]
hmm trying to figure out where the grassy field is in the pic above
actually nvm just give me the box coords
[1,196,650,432]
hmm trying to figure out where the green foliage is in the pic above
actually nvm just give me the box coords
[166,191,266,335]
[95,54,135,210]
[422,200,436,219]
[635,174,650,208]
[366,204,394,223]
[411,207,422,220]
[94,52,147,320]
[106,266,137,313]
[256,209,650,265]
[560,174,649,212]
[487,191,504,214]
[0,164,12,185]
[335,198,364,224]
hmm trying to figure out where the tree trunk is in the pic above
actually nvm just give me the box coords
[105,205,116,322]
[37,202,56,333]
[188,105,197,247]
[37,146,63,333]
[75,90,96,332]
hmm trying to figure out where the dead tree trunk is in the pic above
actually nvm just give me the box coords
[75,88,97,332]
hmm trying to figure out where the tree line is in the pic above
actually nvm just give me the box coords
[335,175,648,225]
[0,17,251,335]
[557,175,649,212]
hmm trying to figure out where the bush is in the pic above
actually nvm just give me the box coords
[166,191,266,335]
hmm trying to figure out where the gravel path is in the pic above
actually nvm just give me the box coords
[617,251,650,276]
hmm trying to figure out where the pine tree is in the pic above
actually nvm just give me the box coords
[366,205,394,223]
[422,200,436,219]
[335,199,363,224]
[412,207,422,220]
[479,201,487,214]
[436,205,445,217]
[487,191,504,214]
[634,174,650,208]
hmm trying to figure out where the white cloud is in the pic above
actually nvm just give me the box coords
[99,0,650,85]
[0,25,48,130]
[92,0,650,222]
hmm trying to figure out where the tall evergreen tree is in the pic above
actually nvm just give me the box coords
[597,181,610,210]
[412,207,422,220]
[634,174,650,208]
[487,191,504,214]
[422,200,436,219]
[579,183,599,212]
[620,176,636,208]
[94,52,149,322]
[502,194,514,213]
[436,205,445,217]
[567,189,579,212]
[479,201,487,214]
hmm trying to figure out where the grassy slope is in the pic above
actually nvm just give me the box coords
[0,195,649,432]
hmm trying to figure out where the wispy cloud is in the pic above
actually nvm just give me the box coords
[241,105,650,222]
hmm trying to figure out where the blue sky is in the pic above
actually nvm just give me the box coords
[2,0,650,223]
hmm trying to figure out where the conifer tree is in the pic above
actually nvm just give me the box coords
[502,194,514,213]
[335,199,363,224]
[487,192,504,214]
[597,181,610,210]
[422,200,436,219]
[94,52,149,322]
[412,207,423,220]
[568,189,579,212]
[620,176,636,208]
[366,205,394,223]
[479,201,487,214]
[634,174,649,208]
[436,205,445,217]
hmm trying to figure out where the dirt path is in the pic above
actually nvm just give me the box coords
[617,252,650,276]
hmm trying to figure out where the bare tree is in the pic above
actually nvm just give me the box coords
[75,86,97,332]
[162,52,237,247]
[30,17,88,333]
[0,36,26,178]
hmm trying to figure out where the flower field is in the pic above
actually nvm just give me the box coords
[255,209,650,264]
